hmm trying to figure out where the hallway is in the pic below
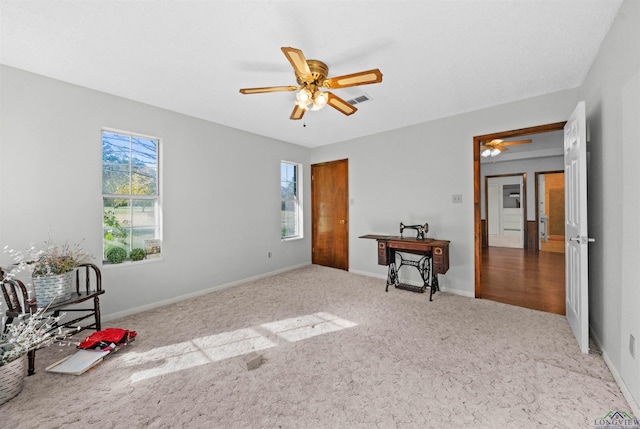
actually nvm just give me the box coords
[481,247,565,315]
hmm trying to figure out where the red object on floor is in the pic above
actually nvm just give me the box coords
[78,328,137,349]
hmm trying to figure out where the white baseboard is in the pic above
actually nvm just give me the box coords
[440,286,474,298]
[348,268,386,281]
[348,269,474,298]
[102,262,311,323]
[590,329,640,418]
[602,351,640,418]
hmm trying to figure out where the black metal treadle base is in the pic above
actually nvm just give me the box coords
[395,283,426,293]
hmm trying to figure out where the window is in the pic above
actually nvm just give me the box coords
[102,130,161,262]
[281,161,302,239]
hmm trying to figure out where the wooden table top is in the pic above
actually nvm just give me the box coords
[359,234,450,246]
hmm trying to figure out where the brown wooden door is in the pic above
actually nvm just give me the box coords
[311,159,349,270]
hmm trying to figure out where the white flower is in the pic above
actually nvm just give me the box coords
[0,304,70,366]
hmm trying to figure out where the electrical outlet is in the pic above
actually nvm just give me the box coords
[268,252,272,258]
[630,334,635,358]
[452,194,463,204]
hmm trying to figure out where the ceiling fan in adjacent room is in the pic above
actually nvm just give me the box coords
[480,138,532,157]
[239,47,383,120]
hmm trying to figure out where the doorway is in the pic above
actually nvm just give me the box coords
[311,159,349,270]
[474,122,566,304]
[536,171,565,253]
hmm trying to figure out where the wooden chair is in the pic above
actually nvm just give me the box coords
[1,263,105,375]
[51,263,105,333]
[1,273,38,375]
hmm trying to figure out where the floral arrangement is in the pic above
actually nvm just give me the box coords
[3,239,92,278]
[0,305,70,366]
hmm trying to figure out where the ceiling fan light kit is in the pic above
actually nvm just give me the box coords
[481,147,503,157]
[295,85,328,111]
[309,91,328,111]
[239,47,383,120]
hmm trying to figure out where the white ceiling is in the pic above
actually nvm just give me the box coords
[0,0,623,148]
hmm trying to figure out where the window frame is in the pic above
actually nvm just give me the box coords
[281,161,303,240]
[101,128,163,264]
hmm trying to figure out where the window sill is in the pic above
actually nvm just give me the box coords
[102,257,163,269]
[281,236,303,242]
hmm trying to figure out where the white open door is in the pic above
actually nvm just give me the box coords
[564,101,592,354]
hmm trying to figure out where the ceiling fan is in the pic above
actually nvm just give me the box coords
[480,139,532,157]
[239,47,383,120]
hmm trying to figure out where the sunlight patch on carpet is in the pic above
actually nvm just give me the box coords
[124,312,356,383]
[261,312,358,342]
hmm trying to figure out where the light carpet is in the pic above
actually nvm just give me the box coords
[0,265,633,428]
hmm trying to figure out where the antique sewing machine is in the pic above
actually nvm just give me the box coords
[399,222,429,240]
[360,221,449,301]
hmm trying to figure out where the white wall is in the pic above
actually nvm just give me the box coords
[0,65,311,318]
[310,88,579,297]
[579,0,640,411]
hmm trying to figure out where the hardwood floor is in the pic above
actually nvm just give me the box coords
[481,246,565,315]
[540,235,566,253]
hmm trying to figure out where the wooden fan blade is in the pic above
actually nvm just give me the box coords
[324,69,383,89]
[240,86,298,94]
[290,104,306,120]
[281,47,312,81]
[502,139,532,146]
[326,92,357,116]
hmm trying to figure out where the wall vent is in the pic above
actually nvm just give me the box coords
[346,94,372,105]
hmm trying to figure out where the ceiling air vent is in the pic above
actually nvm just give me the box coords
[346,94,372,105]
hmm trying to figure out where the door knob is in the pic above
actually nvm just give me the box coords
[569,235,595,244]
[340,219,346,224]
